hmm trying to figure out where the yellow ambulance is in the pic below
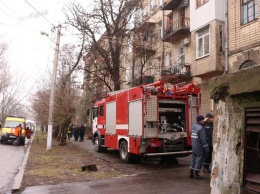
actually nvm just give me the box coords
[0,115,27,145]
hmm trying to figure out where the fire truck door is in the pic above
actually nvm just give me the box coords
[129,100,142,136]
[106,102,116,134]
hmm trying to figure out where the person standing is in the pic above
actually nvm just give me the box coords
[67,125,72,140]
[13,124,22,146]
[189,115,209,179]
[79,124,85,142]
[203,113,214,173]
[73,125,79,141]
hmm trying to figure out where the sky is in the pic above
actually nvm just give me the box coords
[0,0,89,99]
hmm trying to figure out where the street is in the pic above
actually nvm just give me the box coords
[0,142,26,194]
[21,139,211,194]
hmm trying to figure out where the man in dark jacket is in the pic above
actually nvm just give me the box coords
[79,124,85,142]
[189,115,210,179]
[203,113,214,173]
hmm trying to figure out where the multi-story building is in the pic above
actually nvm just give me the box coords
[122,0,225,116]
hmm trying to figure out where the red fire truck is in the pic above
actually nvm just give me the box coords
[92,79,200,163]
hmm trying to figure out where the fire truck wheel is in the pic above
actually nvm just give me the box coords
[119,141,130,163]
[0,140,3,144]
[94,136,107,152]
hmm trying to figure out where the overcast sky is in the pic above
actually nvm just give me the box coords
[0,0,89,97]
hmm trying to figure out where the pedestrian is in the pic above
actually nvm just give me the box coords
[13,124,22,146]
[203,113,214,173]
[79,124,85,142]
[73,125,79,141]
[189,115,209,179]
[67,125,72,140]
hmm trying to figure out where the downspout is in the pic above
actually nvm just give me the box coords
[161,0,165,72]
[224,0,229,74]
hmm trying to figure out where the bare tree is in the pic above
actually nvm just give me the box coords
[0,42,27,122]
[65,0,141,91]
[31,44,84,146]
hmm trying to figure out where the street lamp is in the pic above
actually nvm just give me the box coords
[42,24,62,150]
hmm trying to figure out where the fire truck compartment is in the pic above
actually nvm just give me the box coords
[158,101,186,133]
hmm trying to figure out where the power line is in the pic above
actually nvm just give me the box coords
[23,0,55,27]
[0,0,37,32]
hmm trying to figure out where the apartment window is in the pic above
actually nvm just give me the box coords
[127,38,132,53]
[197,26,210,59]
[157,0,163,6]
[196,0,209,8]
[125,66,131,82]
[240,60,257,70]
[166,52,172,67]
[241,0,258,25]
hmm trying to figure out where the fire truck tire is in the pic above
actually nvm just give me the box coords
[119,141,140,163]
[119,141,130,163]
[94,136,107,152]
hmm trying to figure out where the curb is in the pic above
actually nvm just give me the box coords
[12,134,34,193]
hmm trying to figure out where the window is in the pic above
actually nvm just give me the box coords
[197,26,210,58]
[99,105,104,116]
[166,52,172,67]
[240,60,257,70]
[125,66,131,82]
[127,37,132,53]
[196,0,209,8]
[157,0,163,6]
[158,22,162,39]
[241,0,258,25]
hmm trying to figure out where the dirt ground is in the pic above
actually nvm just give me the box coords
[21,132,155,191]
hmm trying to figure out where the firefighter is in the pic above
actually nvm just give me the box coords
[189,115,209,179]
[13,124,22,146]
[203,113,214,173]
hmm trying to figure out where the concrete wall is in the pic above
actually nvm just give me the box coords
[209,65,260,194]
[190,0,225,32]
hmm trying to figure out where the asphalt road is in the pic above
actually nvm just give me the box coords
[0,141,26,194]
[21,138,211,194]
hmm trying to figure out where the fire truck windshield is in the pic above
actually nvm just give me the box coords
[93,107,98,118]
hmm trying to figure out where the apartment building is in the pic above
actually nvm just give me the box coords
[122,0,193,89]
[122,0,225,115]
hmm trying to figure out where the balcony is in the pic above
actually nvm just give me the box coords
[162,17,190,43]
[160,63,192,83]
[134,42,157,57]
[162,0,189,11]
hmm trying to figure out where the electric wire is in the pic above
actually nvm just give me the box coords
[23,0,55,27]
[0,0,40,32]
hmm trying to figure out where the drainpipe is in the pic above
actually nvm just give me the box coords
[224,0,229,74]
[161,0,165,72]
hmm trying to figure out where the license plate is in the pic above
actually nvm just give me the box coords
[9,135,16,138]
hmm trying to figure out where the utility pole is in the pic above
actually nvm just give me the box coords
[47,24,62,150]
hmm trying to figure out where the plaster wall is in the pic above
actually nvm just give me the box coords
[209,65,260,194]
[190,0,224,32]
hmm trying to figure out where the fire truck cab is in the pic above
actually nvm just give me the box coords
[92,79,200,163]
